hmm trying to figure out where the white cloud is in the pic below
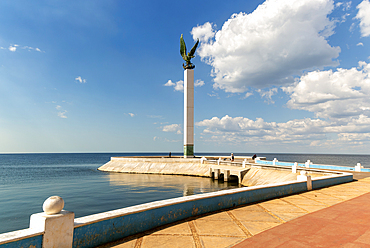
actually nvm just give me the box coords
[356,0,370,37]
[75,76,86,83]
[196,114,370,147]
[257,88,278,104]
[56,105,67,118]
[165,79,204,91]
[283,61,370,119]
[128,113,135,117]
[192,0,340,93]
[6,44,43,52]
[8,45,18,52]
[194,79,205,87]
[162,124,182,134]
[243,92,254,99]
[191,22,216,42]
[357,42,364,46]
[164,80,175,87]
[164,80,183,91]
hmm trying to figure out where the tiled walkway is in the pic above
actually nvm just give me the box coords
[98,177,370,248]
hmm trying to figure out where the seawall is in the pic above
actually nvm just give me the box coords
[98,157,212,177]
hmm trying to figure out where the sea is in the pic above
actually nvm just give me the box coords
[0,152,369,234]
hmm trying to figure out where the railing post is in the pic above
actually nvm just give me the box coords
[305,160,311,168]
[355,163,362,172]
[297,171,312,191]
[292,162,298,173]
[273,158,278,166]
[29,196,74,248]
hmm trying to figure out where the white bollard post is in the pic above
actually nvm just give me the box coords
[242,159,246,168]
[297,171,312,191]
[292,162,298,173]
[273,158,278,166]
[355,163,362,172]
[217,158,221,165]
[305,160,311,168]
[307,175,312,191]
[29,196,74,248]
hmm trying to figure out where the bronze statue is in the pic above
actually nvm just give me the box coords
[180,34,199,70]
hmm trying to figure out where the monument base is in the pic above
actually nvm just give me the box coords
[184,145,194,158]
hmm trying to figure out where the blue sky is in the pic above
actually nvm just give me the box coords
[0,0,369,154]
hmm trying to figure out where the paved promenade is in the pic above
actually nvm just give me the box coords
[98,175,370,248]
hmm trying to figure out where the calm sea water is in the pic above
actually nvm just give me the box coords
[0,152,369,234]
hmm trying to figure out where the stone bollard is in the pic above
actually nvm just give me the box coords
[29,196,74,248]
[224,170,230,182]
[242,159,246,168]
[217,158,221,165]
[305,160,312,168]
[292,162,298,173]
[214,169,221,180]
[355,163,362,172]
[297,171,312,191]
[273,158,278,166]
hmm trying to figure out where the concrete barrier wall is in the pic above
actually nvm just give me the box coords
[98,157,211,177]
[0,229,43,248]
[0,171,353,248]
[72,181,308,248]
[256,159,370,172]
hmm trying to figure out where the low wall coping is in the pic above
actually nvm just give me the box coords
[0,228,43,245]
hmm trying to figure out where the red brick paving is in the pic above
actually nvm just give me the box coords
[233,192,370,247]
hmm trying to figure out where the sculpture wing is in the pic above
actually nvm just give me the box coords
[188,39,199,58]
[180,34,187,60]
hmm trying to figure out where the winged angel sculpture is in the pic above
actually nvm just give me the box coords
[180,34,199,70]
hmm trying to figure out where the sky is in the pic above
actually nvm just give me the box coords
[0,0,369,154]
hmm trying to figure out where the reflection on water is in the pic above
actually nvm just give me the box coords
[105,172,240,197]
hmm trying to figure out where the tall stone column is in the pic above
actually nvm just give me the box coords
[184,69,194,158]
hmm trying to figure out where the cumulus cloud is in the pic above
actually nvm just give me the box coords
[192,0,340,93]
[8,45,18,52]
[162,124,182,134]
[127,113,135,117]
[283,61,370,119]
[75,76,86,83]
[190,22,216,42]
[164,80,183,91]
[196,114,370,148]
[356,0,370,37]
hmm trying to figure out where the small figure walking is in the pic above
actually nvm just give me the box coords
[252,154,257,160]
[231,153,234,162]
[169,152,171,158]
